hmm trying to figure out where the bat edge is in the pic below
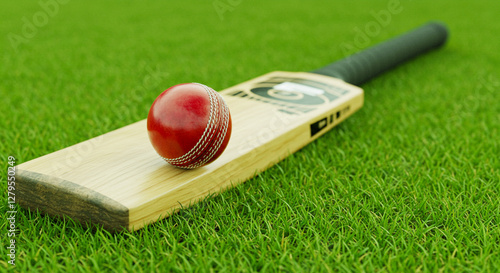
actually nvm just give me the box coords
[15,169,130,232]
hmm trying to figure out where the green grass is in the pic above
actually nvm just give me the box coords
[1,0,500,271]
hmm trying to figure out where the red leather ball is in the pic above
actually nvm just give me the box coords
[147,83,232,169]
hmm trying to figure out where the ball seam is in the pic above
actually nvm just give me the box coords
[165,83,218,166]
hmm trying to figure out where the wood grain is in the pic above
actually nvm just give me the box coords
[16,169,129,231]
[16,72,363,231]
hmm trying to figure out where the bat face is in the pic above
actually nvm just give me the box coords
[16,71,363,232]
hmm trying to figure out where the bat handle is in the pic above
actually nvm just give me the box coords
[313,22,449,86]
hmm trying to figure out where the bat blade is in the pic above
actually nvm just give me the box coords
[16,72,363,231]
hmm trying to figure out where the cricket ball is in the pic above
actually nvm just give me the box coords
[147,83,232,169]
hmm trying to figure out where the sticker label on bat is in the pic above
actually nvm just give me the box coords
[272,82,324,97]
[310,117,328,137]
[226,72,352,115]
[310,105,351,137]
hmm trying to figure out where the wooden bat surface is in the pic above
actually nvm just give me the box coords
[16,71,363,231]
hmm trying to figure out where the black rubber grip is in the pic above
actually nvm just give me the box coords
[312,22,449,86]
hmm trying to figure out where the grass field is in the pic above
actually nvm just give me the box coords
[1,0,500,271]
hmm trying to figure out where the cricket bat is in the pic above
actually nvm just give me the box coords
[16,22,448,232]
